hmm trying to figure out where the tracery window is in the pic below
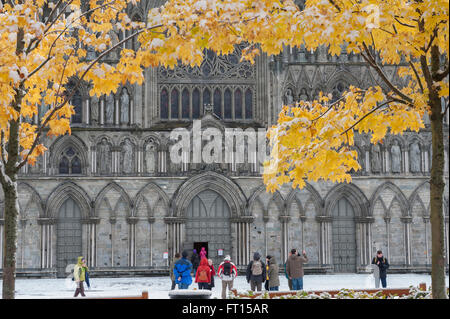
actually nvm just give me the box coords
[58,146,82,175]
[158,45,255,121]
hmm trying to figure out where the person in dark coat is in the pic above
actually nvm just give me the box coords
[372,250,389,288]
[264,255,271,291]
[174,250,193,289]
[246,252,266,292]
[286,249,308,290]
[267,256,280,291]
[191,249,200,274]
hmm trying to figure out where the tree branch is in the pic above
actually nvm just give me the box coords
[340,100,395,136]
[360,42,414,106]
[17,23,162,170]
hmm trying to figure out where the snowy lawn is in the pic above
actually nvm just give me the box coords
[1,273,447,299]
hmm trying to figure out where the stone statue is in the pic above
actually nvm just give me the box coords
[105,94,114,124]
[121,138,134,174]
[90,96,98,124]
[284,88,294,105]
[371,143,382,173]
[298,88,309,102]
[120,88,129,124]
[145,140,157,174]
[410,141,421,173]
[98,138,111,174]
[391,140,402,173]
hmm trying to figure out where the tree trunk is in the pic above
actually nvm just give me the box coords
[429,97,448,299]
[1,181,19,299]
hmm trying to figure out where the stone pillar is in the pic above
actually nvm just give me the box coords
[384,216,391,260]
[109,217,116,266]
[279,215,291,263]
[164,217,186,266]
[148,217,155,266]
[100,97,105,125]
[82,217,99,268]
[38,218,56,269]
[316,216,332,267]
[114,98,120,125]
[127,216,139,267]
[401,216,413,266]
[90,145,96,175]
[423,216,430,266]
[355,216,374,268]
[84,98,90,125]
[231,216,253,266]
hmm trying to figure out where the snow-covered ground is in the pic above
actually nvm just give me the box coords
[2,273,447,299]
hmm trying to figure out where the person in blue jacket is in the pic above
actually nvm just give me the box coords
[173,250,193,289]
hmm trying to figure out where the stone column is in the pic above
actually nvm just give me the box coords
[401,216,413,266]
[38,218,56,269]
[355,216,374,268]
[100,97,105,125]
[231,216,253,267]
[164,217,187,266]
[148,217,155,266]
[109,217,116,267]
[0,218,3,269]
[90,145,96,175]
[423,216,430,266]
[279,215,291,263]
[316,216,332,267]
[127,216,139,267]
[384,216,391,260]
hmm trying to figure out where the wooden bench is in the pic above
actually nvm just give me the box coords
[230,283,427,299]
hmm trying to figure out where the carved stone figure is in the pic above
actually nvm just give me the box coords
[284,88,294,105]
[145,140,157,174]
[298,88,309,102]
[410,141,421,173]
[98,138,111,174]
[120,88,129,124]
[121,138,134,174]
[371,143,382,173]
[90,96,99,124]
[391,140,402,173]
[105,94,114,124]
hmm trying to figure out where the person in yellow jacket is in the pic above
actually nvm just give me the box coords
[73,256,87,297]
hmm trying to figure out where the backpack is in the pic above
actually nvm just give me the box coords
[251,260,263,276]
[198,269,209,282]
[223,262,232,276]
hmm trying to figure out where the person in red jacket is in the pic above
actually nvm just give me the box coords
[195,257,211,290]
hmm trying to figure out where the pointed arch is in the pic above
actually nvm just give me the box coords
[370,182,409,217]
[94,182,132,217]
[46,182,92,219]
[171,171,247,218]
[133,182,170,217]
[17,182,44,218]
[325,183,370,217]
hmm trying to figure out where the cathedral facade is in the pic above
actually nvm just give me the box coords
[0,1,449,278]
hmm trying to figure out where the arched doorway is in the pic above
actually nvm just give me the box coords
[185,190,231,266]
[332,197,357,272]
[56,198,82,277]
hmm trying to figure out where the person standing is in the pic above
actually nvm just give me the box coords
[284,251,292,290]
[174,250,193,289]
[246,252,266,292]
[207,259,216,290]
[217,255,237,299]
[200,247,207,260]
[195,257,211,290]
[191,249,200,274]
[264,255,271,291]
[170,253,181,290]
[267,256,280,291]
[84,263,90,290]
[73,256,87,297]
[286,249,308,291]
[372,250,389,288]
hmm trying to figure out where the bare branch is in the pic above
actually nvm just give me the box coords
[340,100,396,136]
[409,59,424,93]
[361,42,414,106]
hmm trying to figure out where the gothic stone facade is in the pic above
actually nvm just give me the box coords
[0,0,449,278]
